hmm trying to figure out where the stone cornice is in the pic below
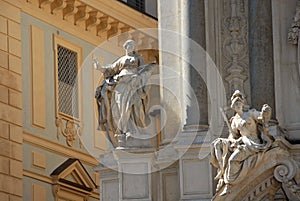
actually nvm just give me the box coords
[23,169,100,199]
[22,0,158,46]
[81,0,157,28]
[23,131,98,166]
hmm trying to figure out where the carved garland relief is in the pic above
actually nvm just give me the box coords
[222,0,249,101]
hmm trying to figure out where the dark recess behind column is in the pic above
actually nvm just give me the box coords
[249,0,275,117]
[183,0,208,125]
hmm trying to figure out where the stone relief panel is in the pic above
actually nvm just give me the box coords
[221,0,250,104]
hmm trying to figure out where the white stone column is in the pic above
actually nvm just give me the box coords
[181,0,208,127]
[158,0,183,144]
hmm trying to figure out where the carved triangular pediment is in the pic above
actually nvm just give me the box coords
[51,158,96,193]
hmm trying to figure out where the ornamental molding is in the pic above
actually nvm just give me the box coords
[51,158,97,201]
[55,117,82,147]
[23,131,97,166]
[26,0,131,39]
[221,0,249,100]
[288,0,300,45]
[274,159,300,200]
[23,0,158,48]
[212,140,300,201]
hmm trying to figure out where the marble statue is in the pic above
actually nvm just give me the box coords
[210,90,274,196]
[94,40,155,147]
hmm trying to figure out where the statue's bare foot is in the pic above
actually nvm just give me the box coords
[126,132,132,140]
[220,184,231,196]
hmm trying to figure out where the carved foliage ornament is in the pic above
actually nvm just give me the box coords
[222,0,249,99]
[55,117,82,147]
[288,0,300,45]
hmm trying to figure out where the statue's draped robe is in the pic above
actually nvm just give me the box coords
[210,109,271,186]
[96,52,153,137]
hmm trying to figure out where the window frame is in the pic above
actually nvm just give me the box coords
[127,0,145,12]
[53,35,82,122]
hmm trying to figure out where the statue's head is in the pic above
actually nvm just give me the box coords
[230,90,245,111]
[123,39,136,53]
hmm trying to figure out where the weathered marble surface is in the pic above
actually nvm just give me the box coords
[94,40,155,148]
[181,0,208,126]
[272,0,300,140]
[211,90,273,196]
[211,90,300,200]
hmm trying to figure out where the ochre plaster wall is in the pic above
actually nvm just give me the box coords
[0,1,23,201]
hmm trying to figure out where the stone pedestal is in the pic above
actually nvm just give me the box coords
[114,150,154,201]
[176,145,213,201]
[97,149,155,201]
[95,152,119,201]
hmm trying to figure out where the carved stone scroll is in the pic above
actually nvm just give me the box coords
[51,0,67,14]
[86,10,101,30]
[274,159,300,200]
[63,0,80,19]
[74,5,91,25]
[97,16,113,36]
[39,0,55,8]
[107,21,120,39]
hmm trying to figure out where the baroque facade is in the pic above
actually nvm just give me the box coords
[157,0,300,200]
[98,0,300,200]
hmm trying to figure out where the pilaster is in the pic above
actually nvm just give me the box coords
[0,0,23,200]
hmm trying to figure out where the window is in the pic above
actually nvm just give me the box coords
[54,35,82,121]
[127,0,145,12]
[57,45,79,118]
